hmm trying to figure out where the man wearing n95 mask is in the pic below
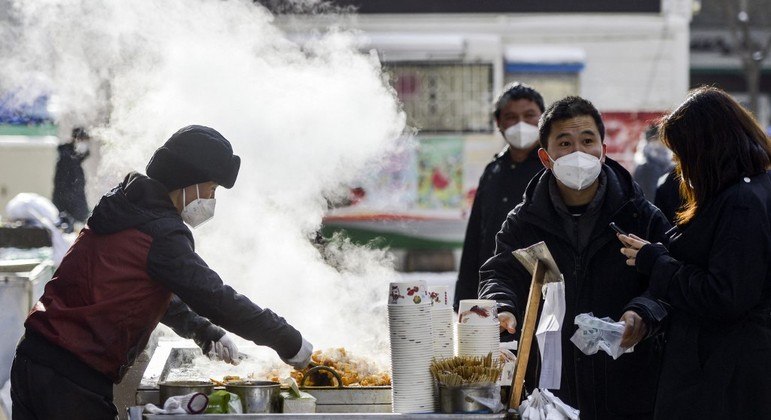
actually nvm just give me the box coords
[479,96,671,420]
[11,125,313,420]
[454,82,545,311]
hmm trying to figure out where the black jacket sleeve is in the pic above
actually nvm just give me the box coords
[478,211,533,331]
[161,294,226,353]
[147,227,302,360]
[622,203,672,336]
[642,199,770,320]
[454,187,485,311]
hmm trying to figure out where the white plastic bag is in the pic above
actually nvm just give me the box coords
[535,282,565,389]
[519,388,579,420]
[5,193,74,265]
[569,313,631,360]
[5,193,59,224]
[463,384,505,413]
[144,392,208,414]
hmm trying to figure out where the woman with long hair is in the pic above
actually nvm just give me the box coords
[618,86,771,418]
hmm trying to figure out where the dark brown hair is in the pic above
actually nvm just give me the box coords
[660,86,771,224]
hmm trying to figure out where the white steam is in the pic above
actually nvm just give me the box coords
[1,0,405,366]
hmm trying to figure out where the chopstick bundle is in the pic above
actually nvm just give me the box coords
[429,353,501,387]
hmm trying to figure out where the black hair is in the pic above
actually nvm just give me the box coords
[493,82,545,120]
[538,96,604,149]
[71,127,89,141]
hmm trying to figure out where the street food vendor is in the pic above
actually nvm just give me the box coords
[10,125,313,419]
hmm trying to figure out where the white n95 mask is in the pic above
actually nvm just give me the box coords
[549,151,603,191]
[181,184,216,228]
[503,122,540,149]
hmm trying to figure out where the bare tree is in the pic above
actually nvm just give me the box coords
[724,0,771,115]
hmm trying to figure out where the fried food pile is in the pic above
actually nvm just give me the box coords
[271,348,391,387]
[209,375,247,386]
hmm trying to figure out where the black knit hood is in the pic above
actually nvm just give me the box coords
[87,172,181,234]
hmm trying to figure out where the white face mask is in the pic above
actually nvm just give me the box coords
[503,122,540,149]
[548,151,603,191]
[74,141,89,155]
[181,184,216,228]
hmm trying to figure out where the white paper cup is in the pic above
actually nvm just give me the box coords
[427,285,450,308]
[388,281,429,306]
[457,299,499,325]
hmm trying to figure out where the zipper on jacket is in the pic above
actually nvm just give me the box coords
[574,253,584,298]
[574,254,583,277]
[572,216,582,279]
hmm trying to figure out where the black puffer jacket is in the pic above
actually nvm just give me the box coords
[479,158,671,420]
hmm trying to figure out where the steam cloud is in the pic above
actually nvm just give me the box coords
[0,0,406,368]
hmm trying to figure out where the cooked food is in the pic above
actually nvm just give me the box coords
[209,375,247,386]
[269,348,391,387]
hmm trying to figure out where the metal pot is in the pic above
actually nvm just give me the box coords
[158,380,214,404]
[225,380,280,413]
[438,383,498,414]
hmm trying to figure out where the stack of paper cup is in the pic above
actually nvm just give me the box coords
[428,285,454,359]
[456,299,500,360]
[387,280,436,413]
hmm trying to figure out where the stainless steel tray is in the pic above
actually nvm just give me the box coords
[141,414,506,419]
[136,342,393,411]
[303,387,391,405]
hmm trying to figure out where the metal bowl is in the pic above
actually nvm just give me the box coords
[225,380,280,413]
[158,380,214,404]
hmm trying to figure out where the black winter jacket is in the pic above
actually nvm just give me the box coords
[52,142,89,222]
[455,147,543,310]
[637,171,771,419]
[479,158,671,420]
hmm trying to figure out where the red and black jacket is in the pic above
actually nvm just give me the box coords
[25,172,302,382]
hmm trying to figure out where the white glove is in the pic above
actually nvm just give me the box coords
[282,337,313,369]
[208,333,240,365]
[144,392,208,414]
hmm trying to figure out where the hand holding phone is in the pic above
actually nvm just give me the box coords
[609,222,627,236]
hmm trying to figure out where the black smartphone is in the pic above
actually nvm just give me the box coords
[609,222,627,236]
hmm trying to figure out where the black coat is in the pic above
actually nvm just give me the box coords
[636,171,771,419]
[52,143,89,222]
[454,147,543,310]
[479,158,671,420]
